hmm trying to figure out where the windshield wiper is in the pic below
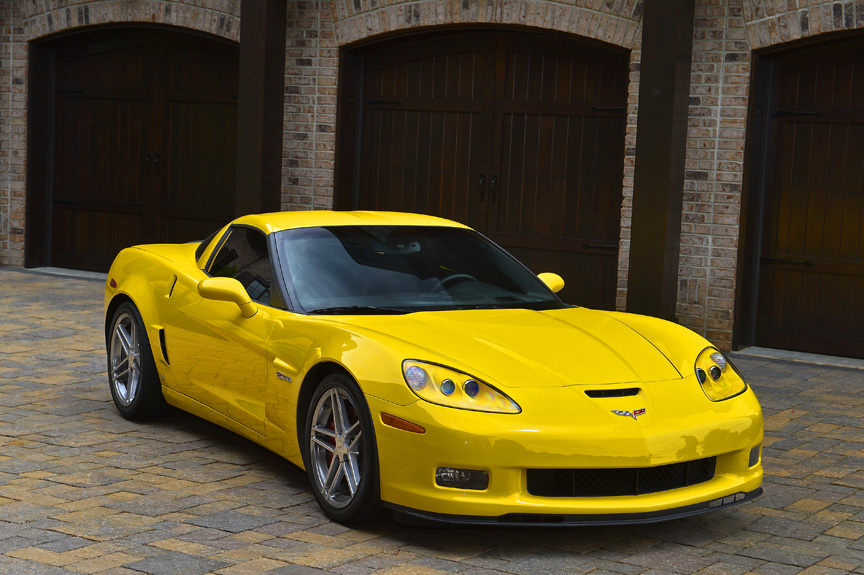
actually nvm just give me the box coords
[306,305,409,315]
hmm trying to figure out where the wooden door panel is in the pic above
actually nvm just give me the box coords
[359,35,495,230]
[52,37,153,270]
[764,268,864,339]
[54,97,149,204]
[490,92,624,300]
[57,42,148,93]
[363,108,487,225]
[51,210,146,271]
[756,39,864,357]
[366,39,492,101]
[495,36,625,106]
[841,123,864,260]
[52,94,152,270]
[160,41,238,242]
[493,113,623,242]
[161,100,237,239]
[352,31,627,309]
[50,30,238,271]
[506,245,618,310]
[164,45,239,95]
[489,35,627,307]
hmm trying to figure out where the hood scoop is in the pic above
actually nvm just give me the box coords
[584,388,641,398]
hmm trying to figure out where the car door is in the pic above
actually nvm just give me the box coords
[163,225,277,436]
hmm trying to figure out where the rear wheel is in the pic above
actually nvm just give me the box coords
[107,302,164,419]
[304,373,380,523]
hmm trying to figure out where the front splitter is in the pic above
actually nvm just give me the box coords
[387,487,763,527]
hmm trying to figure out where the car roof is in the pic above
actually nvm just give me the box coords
[233,210,471,234]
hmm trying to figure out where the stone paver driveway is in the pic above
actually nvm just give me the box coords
[2,267,864,575]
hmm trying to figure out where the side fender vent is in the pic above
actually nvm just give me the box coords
[159,329,170,365]
[585,388,640,398]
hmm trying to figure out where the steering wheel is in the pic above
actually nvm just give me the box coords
[437,273,478,290]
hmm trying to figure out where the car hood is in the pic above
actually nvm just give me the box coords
[339,307,682,388]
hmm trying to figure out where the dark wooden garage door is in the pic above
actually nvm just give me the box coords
[51,30,238,272]
[755,39,864,358]
[340,31,628,308]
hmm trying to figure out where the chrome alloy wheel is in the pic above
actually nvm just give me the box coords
[309,387,364,509]
[110,310,141,407]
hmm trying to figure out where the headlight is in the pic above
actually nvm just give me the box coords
[401,360,521,413]
[695,347,747,401]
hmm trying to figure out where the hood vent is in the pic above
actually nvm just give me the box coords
[585,388,640,398]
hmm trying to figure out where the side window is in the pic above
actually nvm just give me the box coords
[209,227,274,306]
[195,227,223,268]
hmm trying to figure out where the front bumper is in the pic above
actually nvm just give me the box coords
[367,378,763,522]
[387,487,763,526]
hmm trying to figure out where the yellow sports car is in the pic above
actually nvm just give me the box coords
[104,211,763,525]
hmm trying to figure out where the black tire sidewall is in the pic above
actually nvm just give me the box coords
[107,302,161,419]
[304,373,380,523]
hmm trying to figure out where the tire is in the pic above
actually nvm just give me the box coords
[107,302,165,419]
[303,373,381,523]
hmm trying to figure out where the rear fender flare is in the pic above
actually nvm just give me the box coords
[104,248,178,363]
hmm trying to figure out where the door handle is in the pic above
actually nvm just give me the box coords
[53,199,83,207]
[770,108,822,118]
[145,153,152,178]
[591,105,626,114]
[583,242,618,251]
[154,153,161,179]
[363,98,402,106]
[479,173,486,202]
[760,257,813,268]
[490,174,498,203]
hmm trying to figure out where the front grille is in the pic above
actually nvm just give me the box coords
[527,457,716,497]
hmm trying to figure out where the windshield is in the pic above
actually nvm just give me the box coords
[274,226,564,314]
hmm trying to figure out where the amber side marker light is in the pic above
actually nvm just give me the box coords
[381,413,426,434]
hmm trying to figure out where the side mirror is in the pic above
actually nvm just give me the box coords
[198,277,258,318]
[537,272,565,294]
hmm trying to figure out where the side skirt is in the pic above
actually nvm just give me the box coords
[160,386,305,469]
[162,386,266,444]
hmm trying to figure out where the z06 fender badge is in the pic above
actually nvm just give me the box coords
[612,408,646,420]
[276,371,293,383]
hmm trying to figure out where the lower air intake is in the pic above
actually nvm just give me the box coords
[527,457,716,497]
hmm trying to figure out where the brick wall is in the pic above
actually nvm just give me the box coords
[3,0,864,351]
[676,0,751,350]
[0,2,26,267]
[283,1,339,211]
[616,31,643,313]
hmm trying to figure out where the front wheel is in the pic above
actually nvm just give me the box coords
[304,373,380,523]
[107,302,164,419]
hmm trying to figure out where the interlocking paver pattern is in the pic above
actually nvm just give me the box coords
[2,267,864,574]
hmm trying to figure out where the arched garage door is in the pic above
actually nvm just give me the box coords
[42,28,238,272]
[336,31,629,308]
[748,37,864,358]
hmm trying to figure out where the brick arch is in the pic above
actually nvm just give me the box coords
[331,0,642,48]
[743,0,864,49]
[21,0,240,42]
